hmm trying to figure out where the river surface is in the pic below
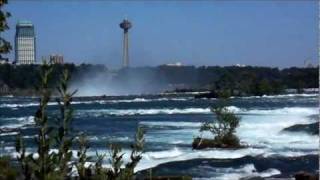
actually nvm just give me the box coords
[0,93,318,179]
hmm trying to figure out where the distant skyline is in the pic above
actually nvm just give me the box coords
[2,1,318,68]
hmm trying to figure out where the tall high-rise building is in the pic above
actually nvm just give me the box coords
[15,21,36,64]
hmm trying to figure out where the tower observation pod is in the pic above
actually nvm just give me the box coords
[119,19,132,68]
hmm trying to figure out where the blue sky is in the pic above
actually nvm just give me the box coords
[3,0,318,68]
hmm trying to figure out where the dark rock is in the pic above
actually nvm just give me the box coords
[192,136,242,150]
[137,155,318,179]
[282,122,319,135]
[194,91,219,99]
[144,176,192,180]
[295,171,319,180]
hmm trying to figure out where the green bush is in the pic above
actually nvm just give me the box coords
[193,103,241,149]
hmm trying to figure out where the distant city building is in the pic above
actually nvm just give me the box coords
[49,54,64,64]
[0,57,9,64]
[165,62,183,67]
[304,59,314,68]
[0,80,10,95]
[15,21,36,64]
[235,64,246,67]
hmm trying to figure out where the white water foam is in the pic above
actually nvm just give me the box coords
[76,106,317,117]
[235,93,317,99]
[132,105,318,172]
[0,97,192,108]
[146,147,183,159]
[107,97,192,103]
[261,93,317,98]
[0,93,316,107]
[140,121,202,128]
[133,147,266,172]
[1,98,317,177]
[18,146,264,173]
[233,107,317,115]
[161,91,210,95]
[0,116,34,129]
[136,147,317,173]
[4,141,317,176]
[193,164,281,180]
[77,108,211,117]
[86,135,130,142]
[237,113,318,151]
[0,102,39,108]
[51,147,264,173]
[0,132,19,136]
[0,102,59,108]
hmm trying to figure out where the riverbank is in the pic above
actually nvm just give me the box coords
[1,88,318,99]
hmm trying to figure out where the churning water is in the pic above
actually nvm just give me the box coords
[0,93,318,179]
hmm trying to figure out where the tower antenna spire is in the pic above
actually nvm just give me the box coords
[119,18,132,68]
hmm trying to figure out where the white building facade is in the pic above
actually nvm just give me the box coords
[15,21,36,64]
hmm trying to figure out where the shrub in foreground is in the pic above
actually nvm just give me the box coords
[12,63,144,179]
[0,156,17,180]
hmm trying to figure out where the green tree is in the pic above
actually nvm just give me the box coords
[201,106,240,146]
[193,101,241,149]
[0,0,12,58]
[16,63,59,179]
[31,63,58,179]
[54,69,77,178]
[256,79,272,96]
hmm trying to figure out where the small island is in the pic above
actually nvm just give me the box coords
[192,101,243,150]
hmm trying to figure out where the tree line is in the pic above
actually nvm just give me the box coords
[0,63,317,96]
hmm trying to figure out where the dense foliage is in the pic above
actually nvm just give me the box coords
[0,64,317,96]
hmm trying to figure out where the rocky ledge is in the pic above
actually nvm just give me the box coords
[192,136,244,150]
[294,171,319,180]
[282,122,319,135]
